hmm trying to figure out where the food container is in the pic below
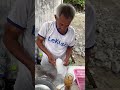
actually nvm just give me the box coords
[35,76,56,90]
[64,73,74,90]
[35,65,57,90]
[74,69,85,90]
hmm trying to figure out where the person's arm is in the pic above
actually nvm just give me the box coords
[63,46,73,66]
[63,28,75,66]
[3,22,35,82]
[36,36,56,65]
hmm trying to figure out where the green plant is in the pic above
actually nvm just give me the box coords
[64,0,85,11]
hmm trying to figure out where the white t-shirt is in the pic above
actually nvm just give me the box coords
[38,21,75,59]
[7,0,34,90]
[85,1,96,48]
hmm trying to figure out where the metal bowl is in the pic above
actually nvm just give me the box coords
[35,77,56,90]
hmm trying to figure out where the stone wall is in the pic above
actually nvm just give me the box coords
[71,12,85,58]
[89,0,120,73]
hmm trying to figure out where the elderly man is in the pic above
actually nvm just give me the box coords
[36,4,76,68]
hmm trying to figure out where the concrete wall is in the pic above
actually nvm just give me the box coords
[35,0,63,36]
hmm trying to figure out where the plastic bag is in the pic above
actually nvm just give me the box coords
[56,58,67,78]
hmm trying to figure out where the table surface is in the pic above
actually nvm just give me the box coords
[56,66,85,90]
[35,65,85,90]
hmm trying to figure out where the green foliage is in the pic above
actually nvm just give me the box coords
[64,0,85,10]
[39,52,43,58]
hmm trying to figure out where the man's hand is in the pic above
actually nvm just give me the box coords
[36,36,56,66]
[48,54,56,66]
[63,58,69,66]
[63,47,73,66]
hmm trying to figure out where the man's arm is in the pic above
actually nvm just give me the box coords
[3,22,35,80]
[36,36,56,65]
[63,46,73,66]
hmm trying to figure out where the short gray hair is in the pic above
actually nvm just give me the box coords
[56,3,76,20]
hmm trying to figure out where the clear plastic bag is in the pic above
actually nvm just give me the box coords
[56,58,67,78]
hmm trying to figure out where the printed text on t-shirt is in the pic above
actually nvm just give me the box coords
[48,36,68,47]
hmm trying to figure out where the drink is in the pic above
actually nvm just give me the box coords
[64,73,73,90]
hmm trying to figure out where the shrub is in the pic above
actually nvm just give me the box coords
[64,0,85,11]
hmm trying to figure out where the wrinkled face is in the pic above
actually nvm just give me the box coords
[55,14,72,33]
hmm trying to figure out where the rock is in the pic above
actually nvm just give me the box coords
[103,38,114,47]
[89,58,95,67]
[95,51,108,62]
[115,39,120,49]
[103,61,111,69]
[105,49,113,58]
[95,60,103,67]
[78,42,82,46]
[74,47,80,52]
[89,69,95,75]
[81,51,85,57]
[111,61,120,73]
[97,27,103,33]
[78,52,81,56]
